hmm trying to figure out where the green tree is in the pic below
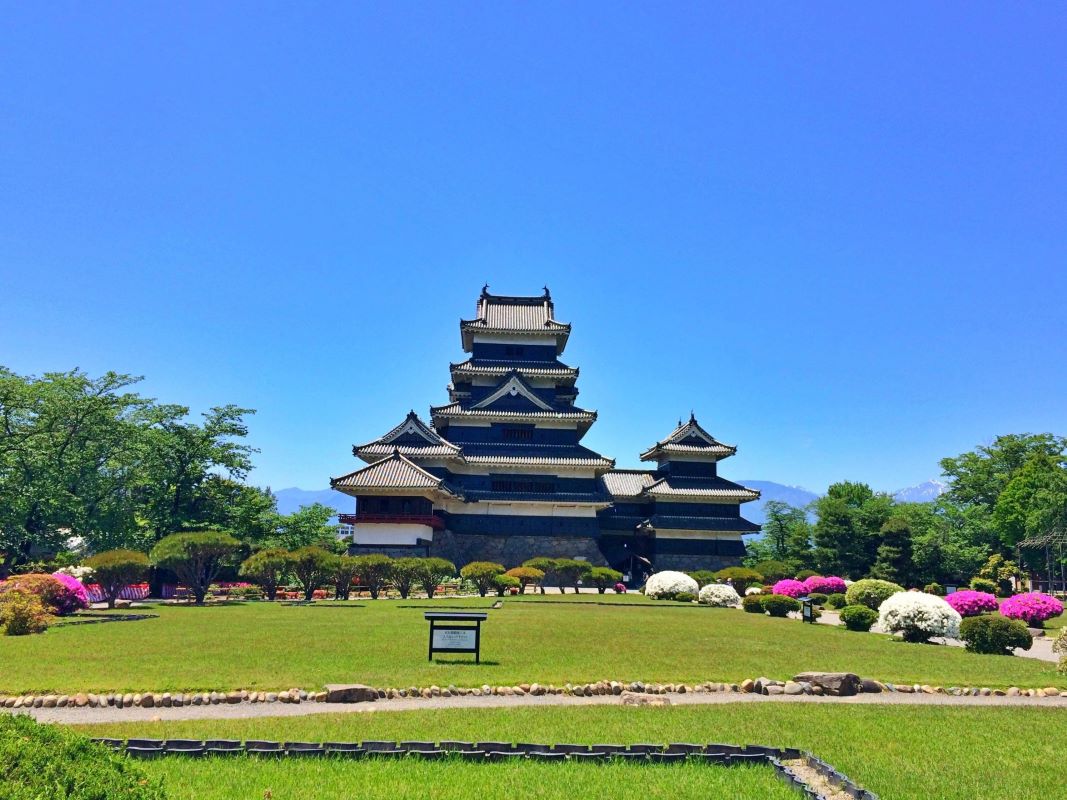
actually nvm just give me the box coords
[869,516,915,586]
[941,434,1067,509]
[150,530,240,604]
[331,555,361,600]
[238,547,291,601]
[504,566,544,594]
[588,566,623,593]
[754,500,814,567]
[523,557,560,594]
[390,557,422,599]
[289,545,335,601]
[83,549,150,608]
[554,559,592,593]
[414,557,456,598]
[992,454,1067,551]
[459,561,505,597]
[268,503,341,550]
[812,482,892,578]
[352,554,393,599]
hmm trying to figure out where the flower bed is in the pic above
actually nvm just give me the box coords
[944,590,998,618]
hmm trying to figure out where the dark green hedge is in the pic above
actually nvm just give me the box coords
[0,714,164,800]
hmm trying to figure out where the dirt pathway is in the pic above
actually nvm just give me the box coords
[10,687,1067,726]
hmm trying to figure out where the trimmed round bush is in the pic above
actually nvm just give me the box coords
[460,561,506,597]
[807,592,829,606]
[0,573,86,616]
[840,604,877,631]
[771,579,806,598]
[0,713,164,799]
[86,549,151,607]
[959,614,1033,655]
[687,570,718,587]
[803,575,847,595]
[761,594,802,618]
[825,593,848,609]
[51,572,89,609]
[999,592,1064,627]
[924,582,945,596]
[878,592,961,643]
[969,577,998,595]
[698,583,741,608]
[1053,631,1067,675]
[795,570,819,581]
[0,590,53,636]
[845,578,905,611]
[742,595,765,613]
[643,570,699,600]
[492,574,520,596]
[944,590,998,618]
[750,559,793,582]
[674,591,697,603]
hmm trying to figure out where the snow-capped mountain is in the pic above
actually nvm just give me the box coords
[892,480,947,504]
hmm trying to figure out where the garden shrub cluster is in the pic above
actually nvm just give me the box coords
[958,615,1032,655]
[944,590,998,618]
[0,590,53,636]
[840,604,877,632]
[697,583,741,607]
[0,573,87,616]
[999,592,1064,627]
[969,577,998,595]
[760,594,802,618]
[1053,631,1067,675]
[770,579,806,598]
[714,567,763,593]
[0,714,164,800]
[673,591,697,603]
[844,578,904,610]
[643,570,699,600]
[877,592,961,643]
[741,594,765,613]
[825,593,848,609]
[803,575,847,595]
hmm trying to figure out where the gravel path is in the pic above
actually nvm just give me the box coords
[814,610,1059,662]
[11,687,1067,726]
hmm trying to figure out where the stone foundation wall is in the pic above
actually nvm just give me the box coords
[428,530,607,569]
[347,542,431,559]
[651,552,743,573]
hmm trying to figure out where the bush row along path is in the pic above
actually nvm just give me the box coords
[812,609,1060,663]
[10,685,1067,725]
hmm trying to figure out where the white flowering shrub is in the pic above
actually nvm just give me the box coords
[745,586,763,596]
[643,571,699,600]
[55,565,93,581]
[698,583,741,608]
[878,592,961,643]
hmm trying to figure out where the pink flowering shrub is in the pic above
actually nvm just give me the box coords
[0,573,87,616]
[51,572,90,610]
[999,592,1064,627]
[803,575,847,595]
[772,579,807,598]
[944,590,998,618]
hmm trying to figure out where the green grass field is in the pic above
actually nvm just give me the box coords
[127,757,794,800]
[2,596,1059,694]
[79,702,1067,800]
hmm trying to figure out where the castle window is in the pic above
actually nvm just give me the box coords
[502,426,533,441]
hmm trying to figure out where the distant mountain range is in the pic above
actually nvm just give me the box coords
[273,479,949,527]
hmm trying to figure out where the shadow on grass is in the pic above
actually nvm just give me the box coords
[429,659,502,667]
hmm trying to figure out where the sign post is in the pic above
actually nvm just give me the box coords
[799,596,815,624]
[424,612,488,663]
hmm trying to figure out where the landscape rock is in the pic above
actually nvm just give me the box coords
[323,684,378,703]
[792,672,862,696]
[783,681,804,695]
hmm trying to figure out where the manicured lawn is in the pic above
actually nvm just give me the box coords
[2,597,1060,693]
[125,757,793,800]
[80,703,1067,800]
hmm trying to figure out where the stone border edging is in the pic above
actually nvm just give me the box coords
[88,736,876,800]
[4,672,1064,711]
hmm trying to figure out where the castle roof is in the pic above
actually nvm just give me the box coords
[450,358,578,381]
[352,411,461,463]
[639,413,737,462]
[331,450,459,498]
[460,286,571,353]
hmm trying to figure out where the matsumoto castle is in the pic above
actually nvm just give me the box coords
[331,287,760,580]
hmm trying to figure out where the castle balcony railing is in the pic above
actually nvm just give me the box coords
[338,512,445,531]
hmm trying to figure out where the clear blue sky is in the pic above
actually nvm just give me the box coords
[2,3,1065,495]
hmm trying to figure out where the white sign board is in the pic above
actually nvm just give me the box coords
[432,628,476,650]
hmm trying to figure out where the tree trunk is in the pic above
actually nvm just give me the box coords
[266,585,277,601]
[193,586,206,605]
